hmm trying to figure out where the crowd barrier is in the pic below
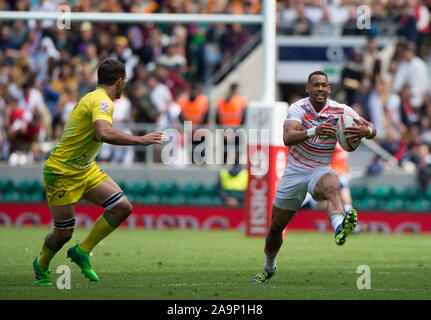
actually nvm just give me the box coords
[1,203,430,233]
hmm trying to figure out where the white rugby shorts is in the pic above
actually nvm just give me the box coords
[273,165,338,212]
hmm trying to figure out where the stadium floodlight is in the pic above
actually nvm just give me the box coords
[0,0,276,104]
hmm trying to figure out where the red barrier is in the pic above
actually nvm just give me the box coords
[1,203,430,233]
[0,203,245,230]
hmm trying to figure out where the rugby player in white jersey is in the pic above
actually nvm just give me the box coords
[252,71,376,284]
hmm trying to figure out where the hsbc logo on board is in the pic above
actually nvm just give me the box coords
[248,178,268,235]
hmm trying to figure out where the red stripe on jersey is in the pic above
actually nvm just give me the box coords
[327,106,344,111]
[289,151,317,168]
[291,148,331,165]
[300,142,333,154]
[302,119,312,128]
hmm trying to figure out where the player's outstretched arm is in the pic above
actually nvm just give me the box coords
[94,120,164,146]
[283,119,336,146]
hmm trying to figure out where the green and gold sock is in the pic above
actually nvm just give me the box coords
[37,236,60,270]
[78,213,117,253]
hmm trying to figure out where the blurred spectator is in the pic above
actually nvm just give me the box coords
[2,94,33,157]
[54,87,78,126]
[216,153,248,207]
[278,0,298,35]
[34,37,60,83]
[368,126,408,173]
[412,0,430,58]
[147,74,181,127]
[392,39,428,111]
[22,77,52,139]
[416,143,431,190]
[179,84,209,126]
[50,63,79,95]
[305,0,323,25]
[216,82,248,164]
[219,24,250,64]
[158,43,187,73]
[362,36,379,94]
[291,2,312,35]
[342,5,366,36]
[126,63,158,124]
[394,3,418,43]
[202,25,223,82]
[140,27,164,65]
[110,36,139,79]
[99,93,135,166]
[9,21,27,50]
[341,48,364,106]
[312,5,338,37]
[216,83,247,127]
[399,84,421,128]
[368,77,390,140]
[331,142,353,213]
[76,22,95,57]
[155,63,191,99]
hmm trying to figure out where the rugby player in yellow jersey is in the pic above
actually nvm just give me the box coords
[33,59,164,285]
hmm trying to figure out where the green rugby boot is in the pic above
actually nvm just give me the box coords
[251,268,276,284]
[67,244,99,282]
[335,209,358,246]
[33,257,52,286]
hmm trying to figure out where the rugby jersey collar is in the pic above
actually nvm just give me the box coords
[96,87,108,96]
[307,97,329,117]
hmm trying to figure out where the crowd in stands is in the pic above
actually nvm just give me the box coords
[1,0,431,183]
[0,0,257,165]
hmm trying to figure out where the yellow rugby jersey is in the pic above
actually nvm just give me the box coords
[46,87,114,172]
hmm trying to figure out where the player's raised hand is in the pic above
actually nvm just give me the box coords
[139,132,166,146]
[316,118,337,137]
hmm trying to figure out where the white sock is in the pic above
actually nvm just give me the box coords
[264,250,277,272]
[344,203,353,212]
[329,210,345,231]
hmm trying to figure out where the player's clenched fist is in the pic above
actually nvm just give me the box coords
[316,118,336,137]
[139,132,166,145]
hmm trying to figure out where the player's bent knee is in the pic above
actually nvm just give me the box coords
[121,199,133,217]
[321,182,341,199]
[105,197,133,221]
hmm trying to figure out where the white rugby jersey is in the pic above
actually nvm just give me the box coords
[285,97,359,170]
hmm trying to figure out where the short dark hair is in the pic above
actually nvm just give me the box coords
[97,59,126,85]
[308,71,328,83]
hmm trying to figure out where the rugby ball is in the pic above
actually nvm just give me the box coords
[336,112,361,152]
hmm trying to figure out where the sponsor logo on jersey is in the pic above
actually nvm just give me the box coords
[101,101,110,113]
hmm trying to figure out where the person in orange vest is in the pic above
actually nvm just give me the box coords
[216,83,248,127]
[331,142,353,213]
[177,86,209,163]
[179,85,209,126]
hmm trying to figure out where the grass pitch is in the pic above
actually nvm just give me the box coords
[0,227,430,300]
